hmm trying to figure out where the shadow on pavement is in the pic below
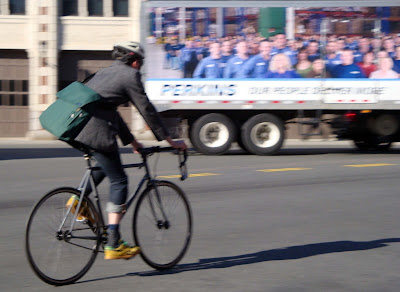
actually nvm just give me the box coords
[0,147,82,160]
[132,238,400,276]
[78,238,400,284]
[0,147,136,160]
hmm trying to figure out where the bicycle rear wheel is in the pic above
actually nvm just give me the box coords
[133,181,192,270]
[25,187,101,286]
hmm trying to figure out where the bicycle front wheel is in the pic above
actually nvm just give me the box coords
[133,181,192,270]
[25,187,101,286]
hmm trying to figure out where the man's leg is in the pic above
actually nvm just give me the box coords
[92,150,140,259]
[83,165,105,196]
[107,212,123,249]
[108,212,123,225]
[172,57,179,70]
[92,150,127,243]
[164,53,171,69]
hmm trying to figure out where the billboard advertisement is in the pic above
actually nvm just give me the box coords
[145,6,400,80]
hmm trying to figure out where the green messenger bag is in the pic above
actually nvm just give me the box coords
[39,80,102,142]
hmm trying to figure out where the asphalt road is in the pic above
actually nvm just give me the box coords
[1,140,400,291]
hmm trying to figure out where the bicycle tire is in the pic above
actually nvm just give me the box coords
[133,181,192,270]
[25,187,101,286]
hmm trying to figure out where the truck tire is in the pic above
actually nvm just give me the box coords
[367,114,399,136]
[241,114,285,155]
[190,114,236,155]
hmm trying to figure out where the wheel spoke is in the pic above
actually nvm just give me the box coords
[26,188,100,286]
[134,182,192,270]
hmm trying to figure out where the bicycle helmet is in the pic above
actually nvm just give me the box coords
[112,41,145,62]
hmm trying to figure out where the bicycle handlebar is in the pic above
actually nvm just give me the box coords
[138,146,188,181]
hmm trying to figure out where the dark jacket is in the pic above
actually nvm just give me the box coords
[74,60,169,152]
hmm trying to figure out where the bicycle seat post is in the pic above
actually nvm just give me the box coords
[83,152,93,169]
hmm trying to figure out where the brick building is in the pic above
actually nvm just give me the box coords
[0,0,142,138]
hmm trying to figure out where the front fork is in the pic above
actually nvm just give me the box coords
[148,180,170,230]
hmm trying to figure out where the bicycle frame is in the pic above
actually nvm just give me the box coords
[26,146,190,286]
[62,147,187,241]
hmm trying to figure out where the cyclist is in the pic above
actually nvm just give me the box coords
[68,41,187,260]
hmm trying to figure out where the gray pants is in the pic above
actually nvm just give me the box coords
[85,150,128,213]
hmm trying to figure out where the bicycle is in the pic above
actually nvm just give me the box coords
[25,146,192,286]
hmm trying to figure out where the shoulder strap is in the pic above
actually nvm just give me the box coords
[81,72,96,84]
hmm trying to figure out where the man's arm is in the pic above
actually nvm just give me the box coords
[124,72,170,141]
[193,59,207,78]
[116,112,134,145]
[124,70,187,151]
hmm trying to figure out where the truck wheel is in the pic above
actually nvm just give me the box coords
[190,114,236,155]
[241,114,285,155]
[367,114,399,136]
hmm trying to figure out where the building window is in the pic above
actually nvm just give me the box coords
[62,0,78,16]
[9,0,25,15]
[39,7,48,15]
[0,80,29,106]
[22,94,28,106]
[113,0,128,16]
[9,94,15,106]
[88,0,103,16]
[22,80,28,92]
[40,24,48,32]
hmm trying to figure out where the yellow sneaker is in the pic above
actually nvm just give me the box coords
[66,195,94,223]
[104,241,141,260]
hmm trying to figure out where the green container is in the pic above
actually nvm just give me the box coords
[39,81,102,142]
[258,8,286,38]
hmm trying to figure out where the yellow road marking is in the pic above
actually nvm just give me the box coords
[157,173,220,179]
[344,163,397,168]
[257,168,312,172]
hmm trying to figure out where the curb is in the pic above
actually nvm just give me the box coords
[0,137,353,147]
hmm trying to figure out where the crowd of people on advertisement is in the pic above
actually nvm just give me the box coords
[162,32,400,79]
